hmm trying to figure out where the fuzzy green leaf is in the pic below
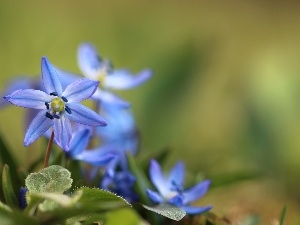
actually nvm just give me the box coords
[143,204,186,221]
[75,187,131,207]
[2,165,18,208]
[25,165,72,194]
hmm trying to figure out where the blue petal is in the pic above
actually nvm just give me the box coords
[24,109,54,146]
[66,102,107,126]
[4,89,53,109]
[68,129,90,157]
[62,79,99,102]
[146,189,164,204]
[105,69,152,90]
[52,66,80,89]
[182,180,211,205]
[167,161,185,191]
[41,56,63,96]
[53,114,72,151]
[92,89,131,108]
[149,159,169,197]
[180,205,212,215]
[168,194,183,206]
[77,42,103,79]
[0,77,35,108]
[74,150,116,166]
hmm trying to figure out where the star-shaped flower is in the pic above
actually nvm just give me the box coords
[146,159,212,215]
[3,56,107,150]
[77,42,153,108]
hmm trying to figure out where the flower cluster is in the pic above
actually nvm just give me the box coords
[1,42,212,221]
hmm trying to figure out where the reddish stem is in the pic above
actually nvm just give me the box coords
[43,130,54,168]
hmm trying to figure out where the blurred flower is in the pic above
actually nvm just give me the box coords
[96,107,139,171]
[66,128,116,166]
[101,170,138,203]
[3,56,107,150]
[0,77,40,109]
[19,187,28,210]
[77,42,152,108]
[146,159,212,215]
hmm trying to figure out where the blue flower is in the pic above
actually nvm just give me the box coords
[101,170,138,203]
[66,128,116,166]
[3,56,107,150]
[146,159,212,215]
[19,187,28,210]
[96,107,139,171]
[77,42,153,108]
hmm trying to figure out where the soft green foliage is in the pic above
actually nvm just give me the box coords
[25,165,72,193]
[75,187,130,206]
[279,206,287,225]
[143,204,186,221]
[127,153,152,205]
[103,208,141,225]
[2,165,18,208]
[25,188,130,224]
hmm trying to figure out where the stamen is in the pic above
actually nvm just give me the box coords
[45,102,49,109]
[171,180,183,193]
[53,114,60,119]
[45,112,54,120]
[65,106,72,114]
[61,96,68,102]
[50,92,58,96]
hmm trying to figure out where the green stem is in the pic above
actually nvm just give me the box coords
[43,130,54,168]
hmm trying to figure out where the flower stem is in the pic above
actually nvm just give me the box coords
[43,130,54,168]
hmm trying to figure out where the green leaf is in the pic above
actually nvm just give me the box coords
[143,204,186,221]
[104,208,141,225]
[29,192,81,208]
[0,201,12,212]
[75,187,131,207]
[67,159,83,189]
[80,214,105,225]
[0,208,42,225]
[2,165,18,208]
[25,165,72,194]
[127,153,151,205]
[279,206,287,225]
[0,132,21,196]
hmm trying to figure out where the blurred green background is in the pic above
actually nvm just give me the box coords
[1,0,300,223]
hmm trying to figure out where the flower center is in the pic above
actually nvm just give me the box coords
[97,59,113,88]
[44,94,71,120]
[50,97,65,112]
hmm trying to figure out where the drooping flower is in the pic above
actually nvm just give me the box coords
[96,106,139,172]
[3,56,107,150]
[146,159,212,215]
[65,128,116,166]
[76,42,153,108]
[101,170,138,203]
